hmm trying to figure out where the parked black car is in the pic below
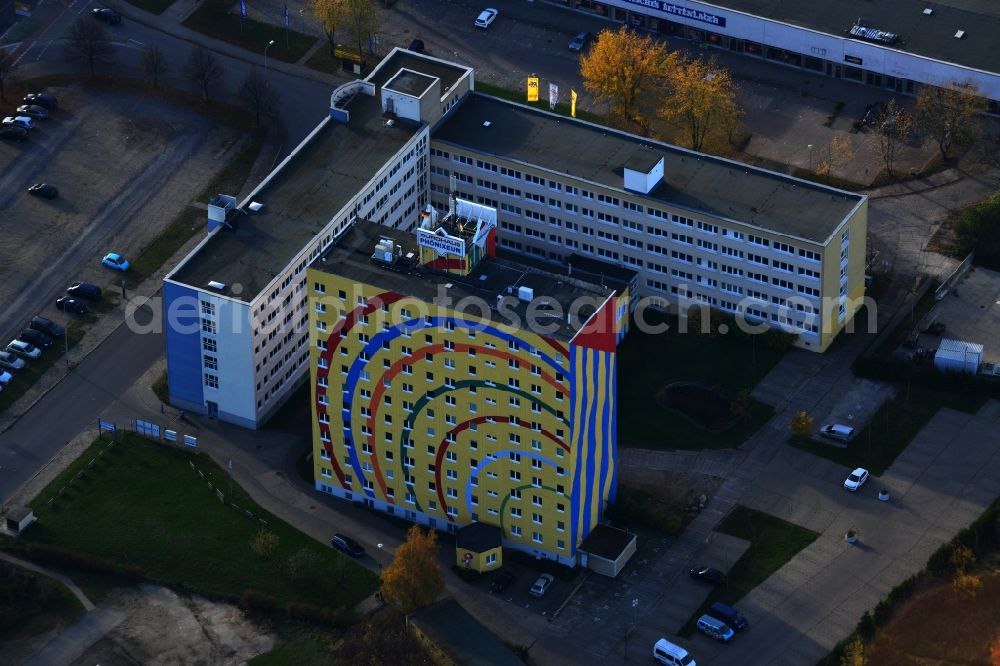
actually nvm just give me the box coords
[91,7,122,24]
[19,328,54,349]
[28,183,59,199]
[330,533,365,557]
[689,566,727,585]
[23,93,58,109]
[490,570,516,594]
[67,282,102,301]
[56,296,88,315]
[30,315,66,340]
[0,126,28,142]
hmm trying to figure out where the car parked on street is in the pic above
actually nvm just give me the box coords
[17,104,48,119]
[844,467,870,492]
[653,638,696,666]
[0,351,27,370]
[23,93,58,109]
[67,282,102,301]
[475,8,498,29]
[330,533,365,557]
[3,116,35,131]
[28,183,59,199]
[91,7,122,24]
[490,570,516,594]
[0,369,12,385]
[529,573,554,598]
[568,31,593,51]
[0,126,28,142]
[101,252,129,271]
[30,316,65,340]
[820,423,855,442]
[7,339,41,359]
[19,329,53,349]
[56,296,88,315]
[689,566,727,585]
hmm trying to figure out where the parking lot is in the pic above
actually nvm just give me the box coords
[0,84,243,345]
[463,557,580,618]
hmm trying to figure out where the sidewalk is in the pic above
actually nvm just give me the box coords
[0,551,95,611]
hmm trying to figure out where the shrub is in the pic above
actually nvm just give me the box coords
[24,543,118,576]
[285,602,354,628]
[250,530,279,559]
[240,589,278,612]
[856,610,876,640]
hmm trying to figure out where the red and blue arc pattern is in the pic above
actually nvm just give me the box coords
[314,289,618,558]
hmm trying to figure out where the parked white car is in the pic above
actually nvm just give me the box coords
[529,573,554,598]
[475,8,498,29]
[2,115,35,130]
[7,339,41,359]
[844,467,869,492]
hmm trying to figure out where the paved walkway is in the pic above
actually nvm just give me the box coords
[0,551,95,612]
[23,607,125,666]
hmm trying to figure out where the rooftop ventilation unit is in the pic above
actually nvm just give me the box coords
[955,30,965,38]
[849,20,899,44]
[207,281,226,291]
[483,120,492,127]
[922,7,933,15]
[518,286,534,302]
[372,237,396,264]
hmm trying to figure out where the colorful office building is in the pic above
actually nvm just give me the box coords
[308,202,634,565]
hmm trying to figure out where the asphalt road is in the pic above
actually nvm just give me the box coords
[0,306,162,503]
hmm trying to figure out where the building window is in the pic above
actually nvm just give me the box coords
[202,338,217,352]
[201,318,216,334]
[532,532,543,544]
[200,301,215,316]
[204,373,219,389]
[203,354,218,370]
[486,553,497,565]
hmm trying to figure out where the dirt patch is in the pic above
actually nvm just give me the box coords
[657,382,739,432]
[71,584,274,666]
[864,570,1000,665]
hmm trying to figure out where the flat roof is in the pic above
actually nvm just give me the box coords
[433,94,864,244]
[455,522,502,552]
[313,221,625,341]
[578,524,636,561]
[168,94,420,300]
[385,69,436,97]
[368,49,469,97]
[705,0,1000,75]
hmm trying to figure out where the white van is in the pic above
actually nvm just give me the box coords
[653,638,695,666]
[820,424,855,442]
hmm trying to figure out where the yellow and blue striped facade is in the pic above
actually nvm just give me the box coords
[308,273,628,565]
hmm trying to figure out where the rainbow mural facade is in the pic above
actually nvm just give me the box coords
[308,274,627,565]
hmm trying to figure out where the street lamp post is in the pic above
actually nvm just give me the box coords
[264,39,275,72]
[377,543,384,572]
[807,143,814,172]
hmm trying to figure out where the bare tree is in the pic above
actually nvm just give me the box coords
[142,45,168,90]
[0,48,19,102]
[914,83,987,160]
[238,68,275,128]
[64,18,117,77]
[872,99,913,177]
[184,46,224,105]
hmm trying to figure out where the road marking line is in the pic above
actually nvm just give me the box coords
[34,39,54,61]
[128,38,146,46]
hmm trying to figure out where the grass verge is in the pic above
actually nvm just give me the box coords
[680,506,818,636]
[249,624,338,665]
[123,0,175,14]
[183,0,317,64]
[618,313,782,450]
[126,131,265,286]
[474,81,605,124]
[0,561,86,642]
[790,385,985,475]
[0,325,85,413]
[18,433,377,608]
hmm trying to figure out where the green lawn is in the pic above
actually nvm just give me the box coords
[250,627,337,665]
[183,0,317,64]
[123,0,175,14]
[0,325,85,414]
[790,386,985,475]
[680,506,819,636]
[23,434,377,608]
[618,313,783,449]
[127,132,265,287]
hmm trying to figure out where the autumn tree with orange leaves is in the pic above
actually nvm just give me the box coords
[380,525,443,614]
[580,27,673,129]
[659,54,741,152]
